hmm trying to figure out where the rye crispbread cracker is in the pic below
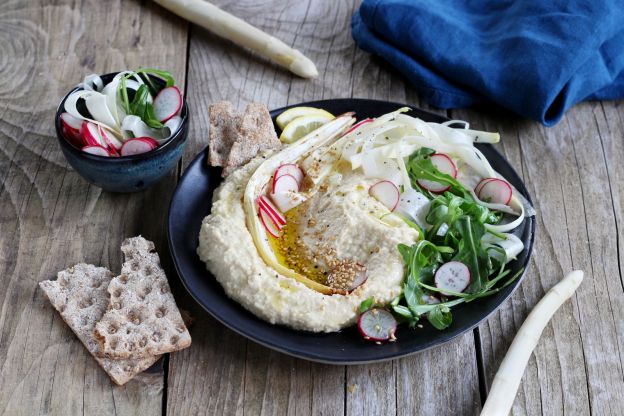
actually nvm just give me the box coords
[39,264,160,385]
[208,101,281,177]
[223,103,281,176]
[94,237,191,359]
[208,101,238,167]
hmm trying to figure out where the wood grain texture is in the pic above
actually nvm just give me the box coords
[3,0,624,415]
[453,103,624,415]
[166,1,480,415]
[0,0,187,414]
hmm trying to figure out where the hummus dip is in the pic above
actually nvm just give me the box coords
[198,157,419,332]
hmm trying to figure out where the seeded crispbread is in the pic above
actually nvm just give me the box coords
[223,102,281,176]
[39,264,160,385]
[208,101,238,167]
[94,236,191,359]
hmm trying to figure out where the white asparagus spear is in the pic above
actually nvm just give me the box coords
[153,0,318,78]
[480,270,584,416]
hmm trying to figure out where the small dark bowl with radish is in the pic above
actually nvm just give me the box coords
[55,71,188,193]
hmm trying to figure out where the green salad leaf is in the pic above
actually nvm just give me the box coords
[118,69,176,129]
[386,147,523,332]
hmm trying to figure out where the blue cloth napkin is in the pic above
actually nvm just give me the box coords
[352,0,624,126]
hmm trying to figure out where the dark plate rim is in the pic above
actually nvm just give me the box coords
[167,98,535,364]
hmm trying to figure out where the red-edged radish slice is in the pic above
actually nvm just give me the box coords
[421,294,441,305]
[81,122,105,147]
[258,207,281,238]
[120,138,157,156]
[271,190,306,213]
[134,136,159,147]
[475,178,497,196]
[344,118,373,135]
[369,180,400,211]
[272,173,300,194]
[273,164,304,188]
[60,112,83,130]
[153,86,183,122]
[98,125,122,152]
[477,178,513,205]
[61,125,84,148]
[417,153,458,193]
[60,112,83,145]
[434,261,471,296]
[357,308,397,342]
[258,195,286,226]
[82,145,110,157]
[271,174,304,212]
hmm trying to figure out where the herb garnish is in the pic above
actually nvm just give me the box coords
[360,147,522,331]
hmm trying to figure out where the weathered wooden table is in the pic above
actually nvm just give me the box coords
[1,1,623,415]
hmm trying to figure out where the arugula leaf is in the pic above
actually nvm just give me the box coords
[385,146,524,332]
[427,305,453,330]
[358,297,375,314]
[406,148,472,199]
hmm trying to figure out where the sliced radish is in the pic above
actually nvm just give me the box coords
[357,308,397,342]
[417,153,458,193]
[82,145,110,157]
[270,174,305,212]
[273,164,304,188]
[477,178,513,205]
[60,112,83,131]
[134,136,159,148]
[81,122,105,147]
[98,125,123,153]
[258,195,286,226]
[434,261,471,296]
[270,189,306,213]
[258,208,281,238]
[344,118,373,135]
[61,124,84,148]
[272,173,299,194]
[153,86,182,122]
[475,178,497,195]
[120,138,157,156]
[369,180,400,211]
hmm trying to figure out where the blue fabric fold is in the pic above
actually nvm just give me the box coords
[351,0,624,126]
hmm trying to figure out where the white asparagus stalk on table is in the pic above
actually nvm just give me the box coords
[153,0,318,78]
[480,270,584,416]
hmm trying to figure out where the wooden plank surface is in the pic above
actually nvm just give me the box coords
[1,0,624,415]
[0,0,187,415]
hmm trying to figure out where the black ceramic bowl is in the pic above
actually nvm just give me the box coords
[55,72,189,193]
[168,99,535,364]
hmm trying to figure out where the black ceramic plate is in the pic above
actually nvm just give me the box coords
[167,99,535,364]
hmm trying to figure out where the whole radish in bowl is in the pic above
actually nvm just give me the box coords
[55,71,189,192]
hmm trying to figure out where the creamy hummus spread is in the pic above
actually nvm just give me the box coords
[198,158,419,332]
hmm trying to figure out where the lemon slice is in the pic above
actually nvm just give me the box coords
[279,114,335,144]
[276,107,334,130]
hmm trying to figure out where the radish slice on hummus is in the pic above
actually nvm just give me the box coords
[273,164,304,186]
[369,180,400,211]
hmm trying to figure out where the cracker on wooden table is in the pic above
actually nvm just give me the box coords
[208,101,238,167]
[39,264,160,386]
[223,102,281,176]
[94,236,192,359]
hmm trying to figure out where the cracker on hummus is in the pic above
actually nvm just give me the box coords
[208,101,281,177]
